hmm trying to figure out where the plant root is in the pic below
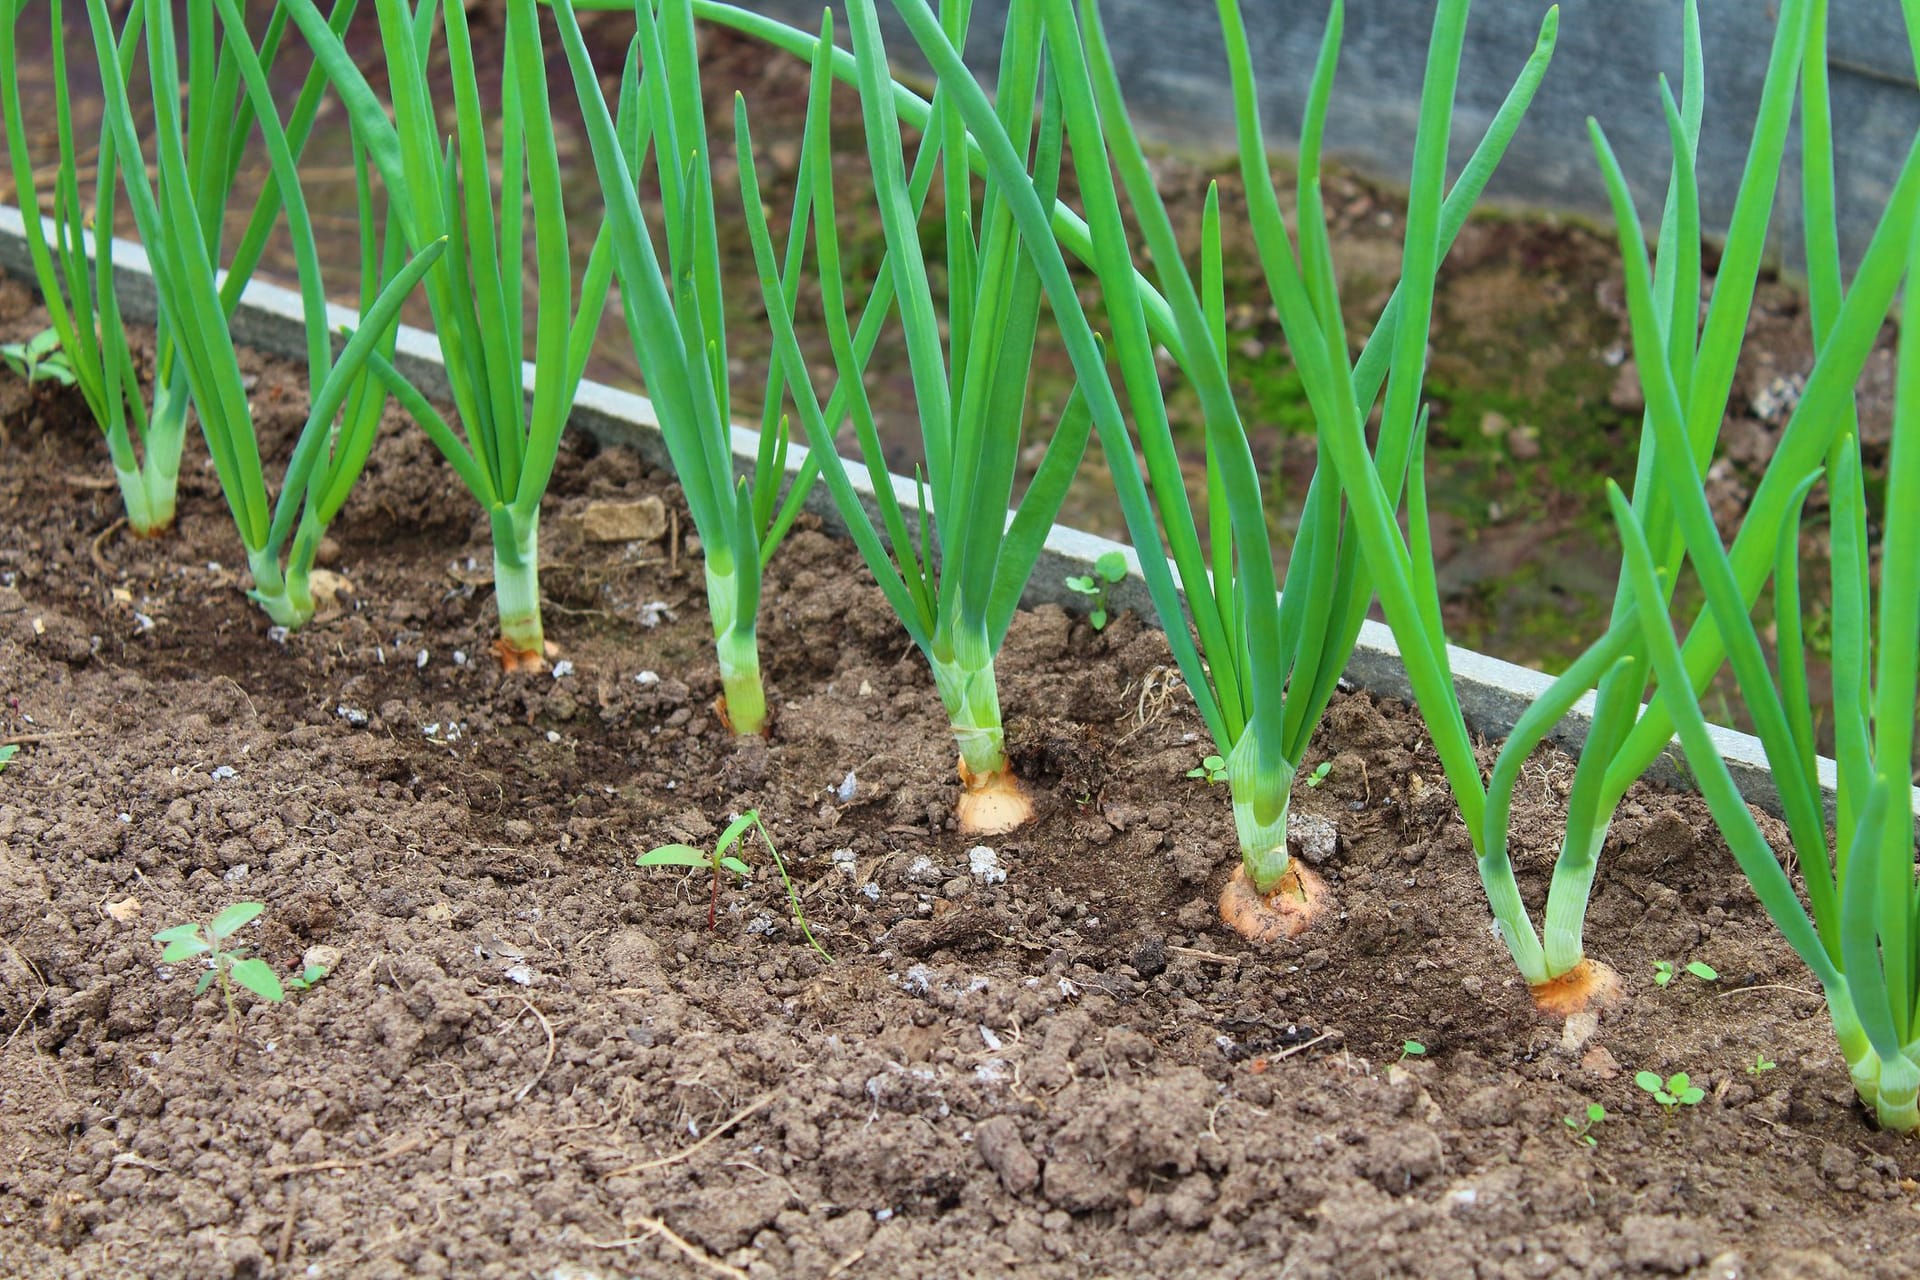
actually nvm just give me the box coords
[956,758,1033,835]
[1528,959,1622,1017]
[493,637,560,674]
[1218,862,1328,943]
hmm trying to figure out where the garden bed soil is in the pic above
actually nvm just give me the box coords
[2,277,1918,1280]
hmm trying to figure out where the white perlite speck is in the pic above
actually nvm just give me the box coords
[968,845,1006,885]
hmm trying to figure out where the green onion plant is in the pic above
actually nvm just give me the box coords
[1600,1,1920,1131]
[280,0,616,670]
[547,0,831,734]
[1324,0,1825,1009]
[732,0,1098,830]
[84,0,443,627]
[867,0,1553,916]
[0,0,357,537]
[1440,0,1917,1011]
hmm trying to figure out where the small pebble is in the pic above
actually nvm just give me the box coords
[967,845,1006,885]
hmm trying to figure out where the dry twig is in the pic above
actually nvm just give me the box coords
[600,1091,777,1179]
[476,992,557,1103]
[578,1219,749,1280]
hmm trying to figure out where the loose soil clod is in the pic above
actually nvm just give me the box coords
[1217,861,1329,942]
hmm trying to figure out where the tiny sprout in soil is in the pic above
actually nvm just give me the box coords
[1747,1053,1778,1075]
[152,902,286,1057]
[0,327,74,386]
[1653,959,1718,987]
[1305,760,1333,788]
[1398,1040,1427,1064]
[1563,1102,1607,1147]
[639,810,831,963]
[285,964,330,993]
[1636,1070,1706,1114]
[1064,551,1128,630]
[0,744,16,773]
[1187,754,1229,784]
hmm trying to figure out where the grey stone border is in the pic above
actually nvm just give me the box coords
[0,205,1867,818]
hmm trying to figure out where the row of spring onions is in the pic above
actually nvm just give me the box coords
[81,0,443,628]
[728,0,1099,832]
[12,1,1915,1139]
[0,0,357,537]
[1599,2,1920,1130]
[547,0,837,736]
[864,0,1555,908]
[276,0,616,671]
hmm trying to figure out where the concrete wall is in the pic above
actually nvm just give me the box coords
[743,0,1918,272]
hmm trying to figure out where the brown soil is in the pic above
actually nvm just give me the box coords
[3,277,1918,1280]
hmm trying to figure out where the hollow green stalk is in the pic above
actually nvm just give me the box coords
[280,0,615,668]
[545,0,842,729]
[732,0,1095,821]
[84,0,442,627]
[1503,0,1917,989]
[1598,2,1920,1127]
[0,0,354,535]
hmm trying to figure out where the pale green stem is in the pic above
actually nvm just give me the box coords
[1540,825,1608,978]
[245,543,311,630]
[1229,731,1296,893]
[1873,1047,1920,1134]
[490,507,544,658]
[109,372,189,536]
[113,463,175,537]
[1827,986,1882,1105]
[706,559,767,736]
[1478,851,1551,986]
[929,618,1007,782]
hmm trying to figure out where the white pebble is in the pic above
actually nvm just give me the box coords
[968,845,1006,885]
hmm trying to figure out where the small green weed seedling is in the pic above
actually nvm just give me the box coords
[1398,1040,1427,1064]
[1635,1070,1706,1115]
[1563,1101,1606,1146]
[1305,761,1334,788]
[1746,1052,1777,1076]
[1653,959,1718,988]
[0,329,75,387]
[285,963,330,994]
[0,744,17,773]
[640,810,831,962]
[153,902,284,1055]
[1187,754,1229,784]
[1064,552,1128,631]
